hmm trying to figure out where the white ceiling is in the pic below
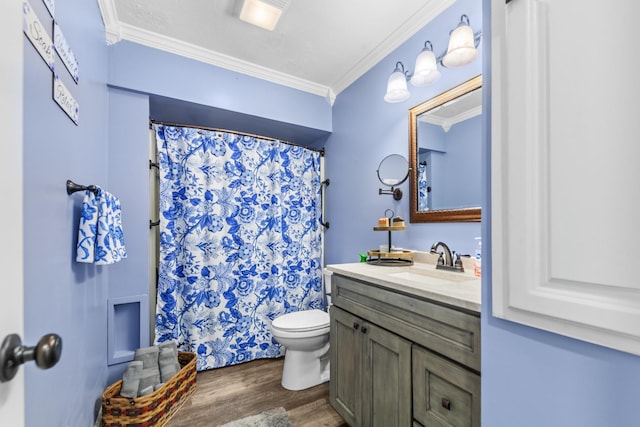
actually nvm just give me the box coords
[98,0,455,103]
[419,87,482,132]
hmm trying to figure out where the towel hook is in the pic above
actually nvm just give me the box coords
[66,180,98,195]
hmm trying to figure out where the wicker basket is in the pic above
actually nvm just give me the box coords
[102,351,197,427]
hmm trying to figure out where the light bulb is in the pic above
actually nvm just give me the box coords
[384,63,410,103]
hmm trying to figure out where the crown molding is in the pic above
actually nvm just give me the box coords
[118,23,334,103]
[97,0,121,45]
[419,105,482,132]
[420,114,447,129]
[450,104,482,126]
[330,0,455,96]
[98,0,335,104]
[96,0,452,103]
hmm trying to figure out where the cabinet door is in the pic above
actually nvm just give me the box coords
[491,0,640,354]
[330,307,363,426]
[412,345,480,427]
[362,322,412,427]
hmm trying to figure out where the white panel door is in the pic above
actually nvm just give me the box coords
[492,0,640,354]
[0,0,25,425]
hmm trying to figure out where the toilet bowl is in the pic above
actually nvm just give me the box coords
[271,309,330,390]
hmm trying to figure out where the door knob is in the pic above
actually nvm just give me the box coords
[0,333,62,382]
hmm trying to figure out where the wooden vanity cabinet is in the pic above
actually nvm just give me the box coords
[329,273,480,427]
[330,306,412,427]
[412,345,480,427]
[330,307,361,426]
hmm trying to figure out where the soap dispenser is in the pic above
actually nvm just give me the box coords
[474,237,482,277]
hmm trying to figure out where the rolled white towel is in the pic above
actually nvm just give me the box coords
[138,367,161,394]
[158,341,181,372]
[138,385,155,397]
[134,346,159,369]
[160,360,178,383]
[120,361,143,398]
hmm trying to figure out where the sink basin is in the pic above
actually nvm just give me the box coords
[386,268,477,286]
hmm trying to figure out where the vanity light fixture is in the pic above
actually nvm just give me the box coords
[410,41,441,87]
[442,14,480,67]
[239,0,290,31]
[384,14,481,103]
[383,62,412,103]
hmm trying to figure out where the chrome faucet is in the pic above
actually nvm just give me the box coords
[430,241,453,266]
[430,241,465,272]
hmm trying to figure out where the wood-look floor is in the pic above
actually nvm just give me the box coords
[166,357,347,427]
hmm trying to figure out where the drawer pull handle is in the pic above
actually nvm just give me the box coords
[361,326,368,334]
[442,398,451,411]
[353,322,359,330]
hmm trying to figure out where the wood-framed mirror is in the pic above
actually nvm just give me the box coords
[409,75,482,223]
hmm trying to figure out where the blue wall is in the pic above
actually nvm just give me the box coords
[430,150,448,209]
[441,115,482,208]
[324,0,483,263]
[419,116,482,210]
[480,0,640,426]
[23,0,109,425]
[419,120,447,152]
[105,88,152,384]
[108,41,332,147]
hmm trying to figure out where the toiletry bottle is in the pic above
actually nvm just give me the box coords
[474,237,482,277]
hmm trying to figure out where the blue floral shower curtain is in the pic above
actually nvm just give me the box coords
[418,162,429,211]
[153,125,323,371]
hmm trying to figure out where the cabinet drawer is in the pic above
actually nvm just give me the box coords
[333,274,480,371]
[413,345,480,427]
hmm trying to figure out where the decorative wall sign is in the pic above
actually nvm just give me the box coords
[23,0,55,71]
[42,0,54,17]
[53,22,79,83]
[53,74,79,125]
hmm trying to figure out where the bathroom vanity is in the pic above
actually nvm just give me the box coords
[326,256,481,427]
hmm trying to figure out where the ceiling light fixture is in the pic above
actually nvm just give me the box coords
[239,0,289,31]
[384,14,482,103]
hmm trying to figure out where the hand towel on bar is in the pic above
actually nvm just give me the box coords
[76,187,127,264]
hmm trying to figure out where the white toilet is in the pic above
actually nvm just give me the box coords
[271,269,333,390]
[271,308,330,390]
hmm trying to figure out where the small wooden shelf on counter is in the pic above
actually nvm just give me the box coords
[370,223,410,265]
[366,249,413,266]
[367,250,413,260]
[373,225,406,231]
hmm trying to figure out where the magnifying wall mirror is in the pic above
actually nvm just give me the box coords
[378,154,409,201]
[409,75,482,222]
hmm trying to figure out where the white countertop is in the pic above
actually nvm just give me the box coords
[326,253,481,313]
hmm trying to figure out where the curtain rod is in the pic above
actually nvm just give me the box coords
[149,119,325,156]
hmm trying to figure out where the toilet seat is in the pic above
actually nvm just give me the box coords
[272,309,329,333]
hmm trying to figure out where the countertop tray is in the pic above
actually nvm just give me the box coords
[366,250,413,266]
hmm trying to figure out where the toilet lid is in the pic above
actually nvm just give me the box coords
[272,309,329,332]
